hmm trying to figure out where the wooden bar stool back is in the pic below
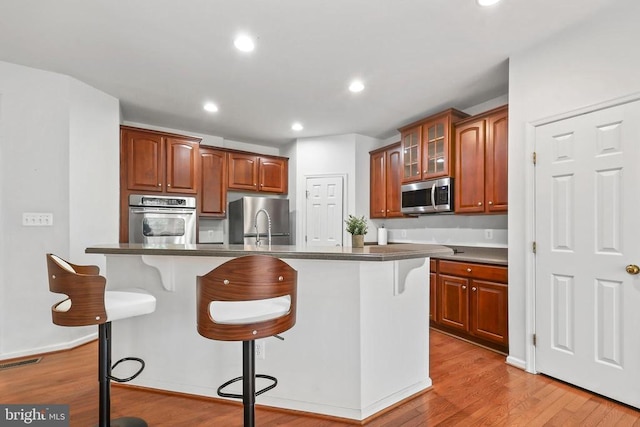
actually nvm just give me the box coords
[46,253,156,427]
[197,255,297,427]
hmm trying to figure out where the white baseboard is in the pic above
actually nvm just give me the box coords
[506,355,526,370]
[0,332,97,362]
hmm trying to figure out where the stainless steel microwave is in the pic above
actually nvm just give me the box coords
[401,177,454,214]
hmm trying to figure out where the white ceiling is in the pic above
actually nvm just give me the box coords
[0,0,617,145]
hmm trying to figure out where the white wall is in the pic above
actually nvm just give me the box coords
[507,0,640,368]
[0,61,119,360]
[291,133,383,246]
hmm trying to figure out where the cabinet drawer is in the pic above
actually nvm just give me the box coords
[439,260,507,283]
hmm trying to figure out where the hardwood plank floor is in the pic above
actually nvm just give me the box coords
[1,330,638,426]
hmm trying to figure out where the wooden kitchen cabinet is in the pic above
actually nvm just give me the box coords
[429,259,438,323]
[454,105,508,214]
[199,147,227,218]
[370,142,403,218]
[435,259,508,353]
[227,152,288,194]
[399,109,469,183]
[121,126,200,194]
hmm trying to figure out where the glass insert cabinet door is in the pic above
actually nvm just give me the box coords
[402,126,421,181]
[423,122,448,175]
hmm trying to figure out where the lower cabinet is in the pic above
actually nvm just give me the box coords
[431,259,508,353]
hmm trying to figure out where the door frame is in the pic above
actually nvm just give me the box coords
[302,174,347,247]
[525,91,640,374]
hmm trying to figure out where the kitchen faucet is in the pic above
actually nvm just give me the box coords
[254,208,272,247]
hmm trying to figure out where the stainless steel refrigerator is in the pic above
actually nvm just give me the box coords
[228,197,291,245]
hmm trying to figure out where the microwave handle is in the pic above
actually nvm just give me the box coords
[431,183,438,211]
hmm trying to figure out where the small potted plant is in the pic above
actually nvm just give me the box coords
[344,215,368,248]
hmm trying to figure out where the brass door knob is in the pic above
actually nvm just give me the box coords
[626,264,640,275]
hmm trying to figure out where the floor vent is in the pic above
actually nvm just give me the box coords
[0,357,42,371]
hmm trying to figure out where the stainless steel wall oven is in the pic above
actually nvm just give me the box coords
[128,194,196,244]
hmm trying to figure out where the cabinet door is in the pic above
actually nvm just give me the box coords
[430,272,437,323]
[370,150,386,218]
[259,156,287,193]
[455,119,486,213]
[486,110,508,212]
[199,148,227,217]
[469,280,508,346]
[124,129,164,192]
[401,126,422,183]
[385,144,403,217]
[422,117,451,179]
[429,259,438,323]
[228,153,258,191]
[165,137,199,194]
[438,274,469,332]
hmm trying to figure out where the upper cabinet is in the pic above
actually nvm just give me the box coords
[399,109,469,183]
[121,126,200,194]
[199,147,227,218]
[227,152,288,194]
[370,142,403,218]
[454,105,508,214]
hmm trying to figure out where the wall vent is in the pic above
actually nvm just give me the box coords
[0,357,42,371]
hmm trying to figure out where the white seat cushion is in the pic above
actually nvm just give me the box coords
[105,289,156,322]
[210,295,291,325]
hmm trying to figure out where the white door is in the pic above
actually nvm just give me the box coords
[535,100,640,408]
[305,176,344,246]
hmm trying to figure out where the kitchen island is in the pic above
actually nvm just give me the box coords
[86,243,452,421]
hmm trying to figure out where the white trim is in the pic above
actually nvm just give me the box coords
[530,91,640,127]
[525,91,640,376]
[0,332,96,362]
[506,356,527,370]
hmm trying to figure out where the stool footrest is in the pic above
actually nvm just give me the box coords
[109,357,146,383]
[217,374,278,399]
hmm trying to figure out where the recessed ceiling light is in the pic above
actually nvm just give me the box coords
[234,35,255,52]
[477,0,501,6]
[203,102,218,113]
[349,81,365,93]
[291,122,304,131]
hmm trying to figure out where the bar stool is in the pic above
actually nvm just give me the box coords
[196,255,297,427]
[46,253,156,427]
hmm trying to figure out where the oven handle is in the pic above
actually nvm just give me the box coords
[129,208,196,215]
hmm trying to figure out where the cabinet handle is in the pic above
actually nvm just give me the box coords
[158,183,162,187]
[462,285,467,290]
[488,201,493,205]
[467,268,472,272]
[472,287,477,291]
[386,209,390,212]
[477,202,482,206]
[167,184,171,187]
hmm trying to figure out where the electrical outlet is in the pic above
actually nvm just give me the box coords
[484,229,494,240]
[401,230,407,238]
[255,340,266,360]
[22,212,54,226]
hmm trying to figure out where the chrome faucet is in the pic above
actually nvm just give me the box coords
[254,208,272,247]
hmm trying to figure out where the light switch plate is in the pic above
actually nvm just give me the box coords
[22,212,53,226]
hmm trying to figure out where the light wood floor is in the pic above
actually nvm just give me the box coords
[1,330,638,426]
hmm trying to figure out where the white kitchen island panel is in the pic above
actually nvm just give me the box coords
[88,245,443,420]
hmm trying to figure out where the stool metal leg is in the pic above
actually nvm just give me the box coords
[96,322,148,427]
[243,340,256,427]
[98,322,111,427]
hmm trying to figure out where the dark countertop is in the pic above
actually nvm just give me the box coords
[86,243,454,262]
[432,245,508,266]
